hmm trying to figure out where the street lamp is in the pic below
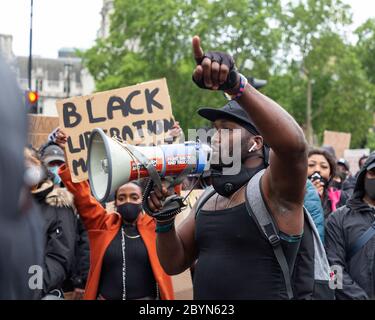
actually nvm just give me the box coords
[28,0,33,90]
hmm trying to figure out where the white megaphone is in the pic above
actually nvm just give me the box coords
[87,128,212,202]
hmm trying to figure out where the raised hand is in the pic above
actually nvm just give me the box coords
[54,127,68,150]
[192,35,239,92]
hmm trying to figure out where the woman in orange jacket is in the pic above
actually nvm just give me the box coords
[56,129,174,300]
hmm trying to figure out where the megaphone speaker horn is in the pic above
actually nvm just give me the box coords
[88,128,133,202]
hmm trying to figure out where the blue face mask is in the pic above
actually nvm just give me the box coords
[48,166,61,185]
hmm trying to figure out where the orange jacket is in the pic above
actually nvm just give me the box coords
[59,165,174,300]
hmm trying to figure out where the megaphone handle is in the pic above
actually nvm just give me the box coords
[142,178,186,221]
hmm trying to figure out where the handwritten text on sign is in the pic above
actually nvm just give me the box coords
[56,78,175,182]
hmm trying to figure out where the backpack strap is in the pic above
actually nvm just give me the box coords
[347,221,375,261]
[194,186,216,219]
[245,169,294,300]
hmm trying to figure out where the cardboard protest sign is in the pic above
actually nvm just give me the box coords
[28,115,59,149]
[344,149,370,175]
[56,78,175,182]
[323,130,351,159]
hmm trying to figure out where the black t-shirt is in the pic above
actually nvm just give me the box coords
[98,225,157,300]
[194,203,300,300]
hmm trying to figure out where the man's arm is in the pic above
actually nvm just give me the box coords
[156,201,199,275]
[237,82,307,235]
[192,36,307,235]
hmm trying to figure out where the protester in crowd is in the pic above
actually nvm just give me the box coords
[330,173,347,192]
[336,158,351,185]
[39,142,66,186]
[335,158,355,196]
[39,140,90,300]
[0,54,44,300]
[54,128,174,300]
[304,179,325,242]
[325,152,375,299]
[147,36,309,299]
[25,147,76,299]
[308,148,348,219]
[333,156,371,198]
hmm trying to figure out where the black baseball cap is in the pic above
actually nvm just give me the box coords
[198,100,260,136]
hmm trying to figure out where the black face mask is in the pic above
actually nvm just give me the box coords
[211,163,266,197]
[364,177,375,200]
[117,202,142,223]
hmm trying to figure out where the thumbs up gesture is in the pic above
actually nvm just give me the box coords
[192,36,240,92]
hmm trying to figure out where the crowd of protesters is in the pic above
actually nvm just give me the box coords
[1,35,375,300]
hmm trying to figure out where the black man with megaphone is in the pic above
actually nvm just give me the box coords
[146,36,309,300]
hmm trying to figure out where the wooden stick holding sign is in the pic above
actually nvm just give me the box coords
[56,78,175,182]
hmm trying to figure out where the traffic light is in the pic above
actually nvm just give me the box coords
[25,90,38,113]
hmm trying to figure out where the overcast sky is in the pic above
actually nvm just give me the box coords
[0,0,374,59]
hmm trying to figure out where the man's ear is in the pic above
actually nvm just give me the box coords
[249,136,263,152]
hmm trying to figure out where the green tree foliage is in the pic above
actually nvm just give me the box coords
[366,129,375,151]
[85,0,207,131]
[83,0,283,132]
[83,0,375,148]
[356,18,375,84]
[264,31,374,147]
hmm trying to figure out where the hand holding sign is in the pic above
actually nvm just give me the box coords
[164,121,183,143]
[192,36,240,92]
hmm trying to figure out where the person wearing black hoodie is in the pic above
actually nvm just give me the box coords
[25,147,77,299]
[39,140,90,299]
[325,152,375,299]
